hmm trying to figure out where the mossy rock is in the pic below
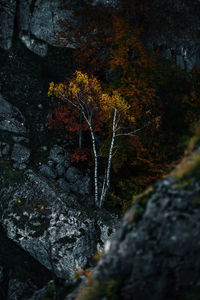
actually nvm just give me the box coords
[0,159,24,187]
[172,152,200,184]
[77,277,122,300]
[128,186,154,223]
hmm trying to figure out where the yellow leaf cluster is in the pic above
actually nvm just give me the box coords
[48,71,134,124]
[48,82,66,99]
[101,91,129,113]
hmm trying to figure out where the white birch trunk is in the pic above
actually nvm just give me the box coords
[88,124,99,207]
[100,108,117,208]
[79,113,83,149]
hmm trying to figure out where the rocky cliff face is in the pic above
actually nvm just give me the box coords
[66,138,200,300]
[0,168,117,279]
[0,0,200,70]
[0,91,117,280]
[0,0,116,56]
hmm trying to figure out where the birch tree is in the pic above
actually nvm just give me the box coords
[48,71,134,208]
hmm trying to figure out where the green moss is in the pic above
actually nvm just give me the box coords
[0,131,15,144]
[133,185,154,206]
[187,123,200,153]
[47,281,56,298]
[0,159,24,187]
[128,186,154,223]
[183,289,200,300]
[172,153,200,183]
[77,277,122,300]
[191,192,200,208]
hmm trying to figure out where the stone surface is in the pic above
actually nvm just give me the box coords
[12,162,27,170]
[69,147,200,300]
[55,163,65,177]
[27,281,55,300]
[0,0,16,50]
[49,145,70,166]
[39,164,56,179]
[57,178,70,193]
[70,176,91,196]
[0,170,117,280]
[0,93,13,114]
[7,279,37,300]
[17,0,74,56]
[0,94,27,134]
[0,0,199,71]
[65,167,81,183]
[1,143,10,156]
[19,32,48,57]
[11,143,31,164]
[12,136,29,143]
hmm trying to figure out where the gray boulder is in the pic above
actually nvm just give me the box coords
[0,94,27,134]
[18,0,74,56]
[71,176,91,196]
[65,166,81,183]
[12,162,27,170]
[0,0,200,71]
[49,145,70,166]
[1,142,10,156]
[71,147,200,300]
[11,143,31,164]
[0,93,13,114]
[27,281,55,300]
[57,178,70,193]
[39,164,56,179]
[78,175,91,196]
[55,163,66,177]
[7,279,36,300]
[0,0,16,50]
[12,136,30,143]
[0,169,117,279]
[19,32,48,57]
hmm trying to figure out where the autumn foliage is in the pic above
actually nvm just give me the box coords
[48,0,200,210]
[48,71,136,207]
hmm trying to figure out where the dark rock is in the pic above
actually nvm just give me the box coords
[12,136,30,143]
[70,148,200,300]
[41,146,48,151]
[0,170,117,279]
[17,0,74,56]
[27,280,55,300]
[0,0,199,72]
[55,163,66,177]
[11,143,31,164]
[0,94,27,134]
[7,278,37,300]
[39,164,56,179]
[0,93,13,114]
[57,178,70,193]
[1,143,10,156]
[65,167,81,183]
[78,176,91,196]
[0,0,16,50]
[19,32,48,57]
[49,145,70,166]
[12,162,27,170]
